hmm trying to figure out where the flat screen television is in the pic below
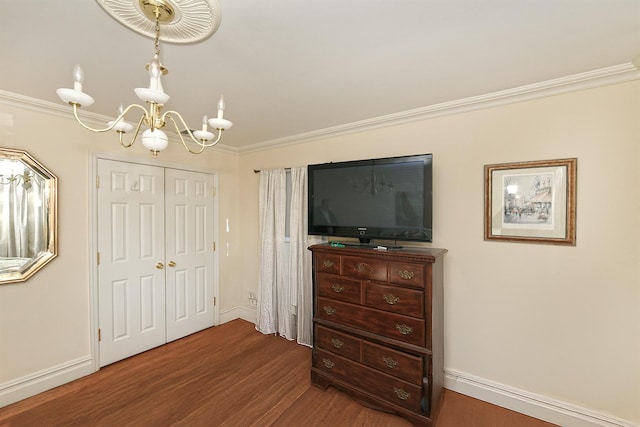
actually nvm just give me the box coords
[308,154,433,244]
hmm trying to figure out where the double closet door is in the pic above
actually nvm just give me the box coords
[97,159,216,367]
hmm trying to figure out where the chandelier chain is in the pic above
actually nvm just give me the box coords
[154,10,161,57]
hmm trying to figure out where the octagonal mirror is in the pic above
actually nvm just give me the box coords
[0,148,57,284]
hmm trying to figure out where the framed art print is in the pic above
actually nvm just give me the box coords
[484,158,577,245]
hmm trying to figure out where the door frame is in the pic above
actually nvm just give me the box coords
[88,152,220,372]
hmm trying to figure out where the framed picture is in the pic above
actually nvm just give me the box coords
[484,158,577,245]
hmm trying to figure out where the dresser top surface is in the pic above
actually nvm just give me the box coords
[309,243,447,261]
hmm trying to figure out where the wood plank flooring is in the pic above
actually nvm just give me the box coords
[0,319,556,426]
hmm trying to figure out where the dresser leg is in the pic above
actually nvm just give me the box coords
[310,369,332,390]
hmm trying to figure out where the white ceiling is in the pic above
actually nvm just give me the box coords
[1,0,639,150]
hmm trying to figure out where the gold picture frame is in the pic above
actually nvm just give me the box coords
[484,158,577,246]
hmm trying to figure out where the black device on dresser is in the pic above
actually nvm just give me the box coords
[309,243,447,426]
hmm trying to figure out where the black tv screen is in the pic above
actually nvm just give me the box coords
[308,154,433,243]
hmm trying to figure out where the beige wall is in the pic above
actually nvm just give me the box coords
[239,81,640,423]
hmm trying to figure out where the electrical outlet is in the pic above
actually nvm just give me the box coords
[248,291,257,307]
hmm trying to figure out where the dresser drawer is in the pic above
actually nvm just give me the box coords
[363,282,424,318]
[389,261,426,288]
[315,253,341,274]
[317,273,361,304]
[342,255,388,282]
[314,349,423,413]
[316,297,425,346]
[315,325,361,361]
[362,340,423,385]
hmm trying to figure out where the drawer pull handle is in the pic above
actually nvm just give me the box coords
[398,270,415,280]
[323,358,335,369]
[323,306,336,316]
[383,356,399,369]
[394,387,411,400]
[356,262,373,273]
[332,283,345,293]
[383,294,399,305]
[323,260,334,268]
[331,338,344,349]
[396,323,413,335]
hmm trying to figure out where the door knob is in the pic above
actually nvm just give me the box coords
[168,261,176,267]
[156,262,164,269]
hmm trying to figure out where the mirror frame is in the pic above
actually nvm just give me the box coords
[0,148,58,284]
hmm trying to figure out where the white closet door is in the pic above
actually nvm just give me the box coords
[165,168,215,342]
[97,159,166,367]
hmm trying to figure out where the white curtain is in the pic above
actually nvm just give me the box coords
[256,167,320,346]
[0,177,44,258]
[256,169,287,336]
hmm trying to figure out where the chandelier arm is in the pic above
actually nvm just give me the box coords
[194,123,224,148]
[164,110,224,148]
[200,131,223,147]
[163,113,206,154]
[70,103,148,133]
[118,114,147,148]
[163,111,220,154]
[188,128,223,148]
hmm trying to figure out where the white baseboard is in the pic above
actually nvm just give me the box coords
[219,304,256,325]
[445,369,638,427]
[0,356,94,409]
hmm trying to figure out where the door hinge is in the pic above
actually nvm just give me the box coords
[98,328,101,342]
[211,187,217,197]
[96,175,100,188]
[213,297,216,306]
[213,242,216,252]
[97,252,100,265]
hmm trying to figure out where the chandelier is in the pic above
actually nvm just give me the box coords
[56,0,232,158]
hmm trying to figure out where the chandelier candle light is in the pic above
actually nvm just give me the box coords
[56,0,231,157]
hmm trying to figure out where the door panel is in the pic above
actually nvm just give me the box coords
[111,278,128,339]
[165,168,215,342]
[97,159,166,367]
[195,266,207,314]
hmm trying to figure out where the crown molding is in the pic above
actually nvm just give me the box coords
[2,62,639,156]
[239,62,640,154]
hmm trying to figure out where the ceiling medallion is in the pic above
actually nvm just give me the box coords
[95,0,221,43]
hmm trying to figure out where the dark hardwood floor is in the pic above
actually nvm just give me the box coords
[0,319,555,426]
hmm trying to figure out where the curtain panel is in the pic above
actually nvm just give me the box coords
[256,167,319,346]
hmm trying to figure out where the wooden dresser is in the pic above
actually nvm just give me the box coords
[309,243,447,426]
